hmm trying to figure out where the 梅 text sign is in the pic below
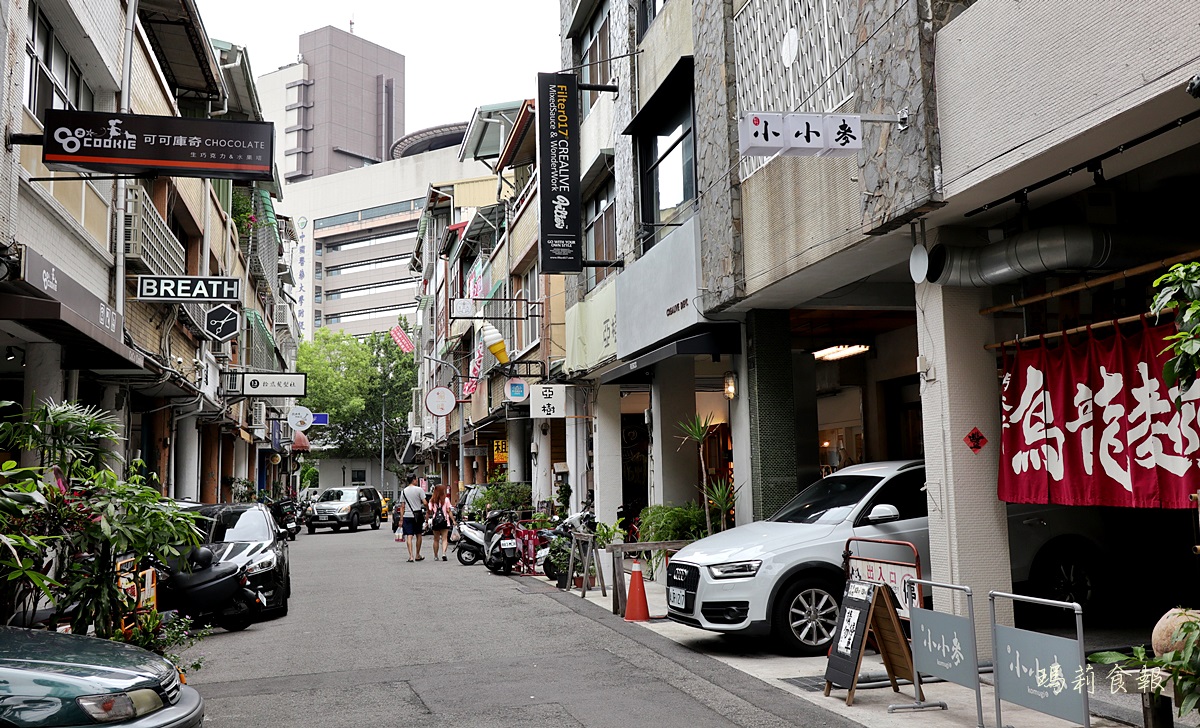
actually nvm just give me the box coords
[535,72,582,274]
[999,322,1199,508]
[43,109,273,181]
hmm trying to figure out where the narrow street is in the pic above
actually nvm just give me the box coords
[189,529,856,728]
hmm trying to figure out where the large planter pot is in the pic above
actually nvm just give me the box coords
[572,575,597,588]
[1153,608,1200,656]
[556,571,569,589]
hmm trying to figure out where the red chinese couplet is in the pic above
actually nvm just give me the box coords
[999,322,1200,508]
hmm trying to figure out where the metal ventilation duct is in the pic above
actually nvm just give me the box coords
[925,225,1116,287]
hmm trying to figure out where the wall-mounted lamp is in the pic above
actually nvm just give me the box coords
[540,421,550,436]
[5,346,14,361]
[723,371,737,400]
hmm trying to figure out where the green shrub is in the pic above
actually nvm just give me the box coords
[476,480,532,515]
[638,502,707,543]
[636,502,706,579]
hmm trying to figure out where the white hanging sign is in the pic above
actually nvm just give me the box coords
[738,111,863,158]
[530,384,566,418]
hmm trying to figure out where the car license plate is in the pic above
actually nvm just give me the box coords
[668,587,687,609]
[320,515,332,521]
[500,539,518,549]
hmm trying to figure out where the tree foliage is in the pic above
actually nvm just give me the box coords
[296,323,417,466]
[1152,262,1200,401]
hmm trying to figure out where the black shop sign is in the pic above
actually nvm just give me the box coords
[42,110,274,181]
[535,72,582,274]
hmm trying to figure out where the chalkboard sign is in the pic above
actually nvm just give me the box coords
[824,580,917,706]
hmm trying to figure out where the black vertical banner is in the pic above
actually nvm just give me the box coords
[536,73,582,274]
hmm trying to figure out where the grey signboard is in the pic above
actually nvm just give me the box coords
[911,606,978,689]
[535,72,582,274]
[43,109,274,181]
[993,625,1086,724]
[20,245,122,343]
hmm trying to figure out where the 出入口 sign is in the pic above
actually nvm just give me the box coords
[42,110,274,181]
[137,276,240,302]
[535,72,582,274]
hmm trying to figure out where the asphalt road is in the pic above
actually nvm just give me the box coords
[187,525,859,728]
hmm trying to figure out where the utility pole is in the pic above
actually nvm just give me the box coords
[424,354,465,497]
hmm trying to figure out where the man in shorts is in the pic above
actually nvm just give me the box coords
[398,474,428,562]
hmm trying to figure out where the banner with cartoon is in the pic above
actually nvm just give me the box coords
[999,321,1200,508]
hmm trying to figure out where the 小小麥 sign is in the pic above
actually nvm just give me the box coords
[738,111,862,158]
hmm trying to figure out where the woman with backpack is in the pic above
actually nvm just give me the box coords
[427,484,455,561]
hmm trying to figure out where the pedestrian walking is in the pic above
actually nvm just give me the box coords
[392,494,403,542]
[398,474,428,562]
[427,484,455,561]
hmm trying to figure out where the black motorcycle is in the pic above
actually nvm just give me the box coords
[153,547,260,632]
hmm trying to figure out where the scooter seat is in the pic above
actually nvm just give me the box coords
[466,522,484,531]
[169,560,238,590]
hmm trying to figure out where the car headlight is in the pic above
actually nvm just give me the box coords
[707,560,762,579]
[337,504,351,514]
[305,506,314,515]
[246,552,277,575]
[77,689,163,722]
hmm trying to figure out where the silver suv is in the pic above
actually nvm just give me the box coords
[666,460,1105,656]
[306,486,382,533]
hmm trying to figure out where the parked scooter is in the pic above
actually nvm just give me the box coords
[455,519,486,566]
[152,546,260,632]
[537,509,595,579]
[482,509,521,575]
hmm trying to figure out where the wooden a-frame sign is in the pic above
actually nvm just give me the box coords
[823,580,920,706]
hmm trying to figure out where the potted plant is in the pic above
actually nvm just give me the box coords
[1090,608,1200,716]
[593,518,625,586]
[547,536,572,589]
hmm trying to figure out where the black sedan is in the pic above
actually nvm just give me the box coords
[196,503,292,617]
[0,626,204,727]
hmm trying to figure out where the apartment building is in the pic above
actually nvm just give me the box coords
[0,0,298,501]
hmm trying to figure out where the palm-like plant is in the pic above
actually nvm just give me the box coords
[677,414,716,537]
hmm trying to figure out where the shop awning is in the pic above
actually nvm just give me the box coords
[599,328,740,385]
[138,0,224,100]
[0,293,144,371]
[400,433,421,465]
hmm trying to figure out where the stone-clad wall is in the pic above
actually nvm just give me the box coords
[855,0,946,235]
[694,0,744,311]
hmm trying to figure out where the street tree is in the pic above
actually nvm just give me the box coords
[296,324,416,469]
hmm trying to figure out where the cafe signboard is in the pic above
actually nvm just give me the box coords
[42,110,274,182]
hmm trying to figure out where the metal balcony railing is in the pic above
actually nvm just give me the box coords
[123,184,185,277]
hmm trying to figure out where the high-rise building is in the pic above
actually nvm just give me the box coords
[258,26,405,182]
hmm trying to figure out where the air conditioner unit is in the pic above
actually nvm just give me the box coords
[250,401,267,428]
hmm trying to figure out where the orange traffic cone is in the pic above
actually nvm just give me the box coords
[624,559,650,622]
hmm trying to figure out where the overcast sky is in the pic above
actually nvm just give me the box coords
[197,1,563,132]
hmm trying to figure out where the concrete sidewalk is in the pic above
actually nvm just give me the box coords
[537,568,1189,728]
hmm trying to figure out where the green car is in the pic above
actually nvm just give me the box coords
[0,626,204,727]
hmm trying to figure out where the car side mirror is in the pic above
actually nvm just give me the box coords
[359,495,367,502]
[865,503,901,524]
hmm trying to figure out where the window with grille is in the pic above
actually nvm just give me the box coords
[584,179,616,290]
[515,263,540,351]
[637,0,670,41]
[24,1,94,123]
[579,6,610,115]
